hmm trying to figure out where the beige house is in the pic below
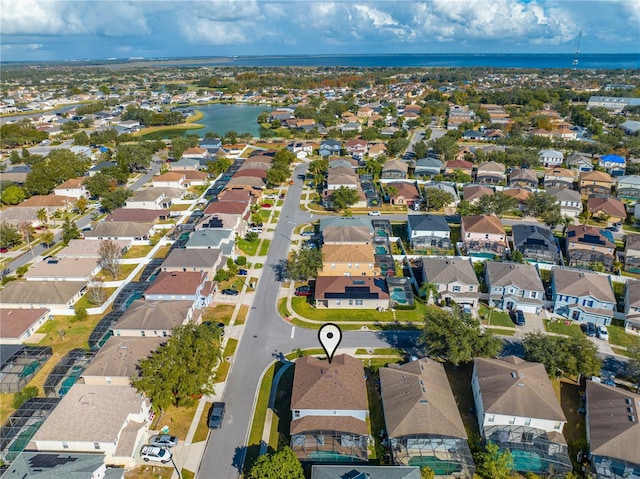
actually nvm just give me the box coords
[475,161,506,185]
[461,215,508,258]
[543,167,575,189]
[151,171,186,189]
[0,281,86,313]
[319,244,377,277]
[579,170,614,197]
[421,257,479,307]
[0,308,50,344]
[112,300,194,337]
[53,177,88,199]
[24,257,100,282]
[314,276,389,309]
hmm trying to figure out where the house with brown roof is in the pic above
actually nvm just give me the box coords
[143,271,214,308]
[345,139,368,156]
[422,257,479,308]
[31,383,152,467]
[232,168,267,180]
[579,171,614,197]
[543,167,575,189]
[53,177,88,199]
[224,175,265,190]
[381,160,409,179]
[319,244,377,277]
[624,234,640,274]
[112,299,194,337]
[566,225,616,270]
[475,161,506,185]
[444,160,473,177]
[463,184,494,204]
[387,181,421,207]
[0,308,50,344]
[552,268,616,325]
[472,356,572,475]
[105,208,170,223]
[20,195,75,212]
[461,215,508,258]
[203,200,251,217]
[151,171,186,189]
[585,380,640,479]
[24,256,100,282]
[380,358,475,475]
[179,169,209,187]
[314,276,389,309]
[587,196,627,224]
[290,354,369,463]
[81,336,166,386]
[508,168,539,189]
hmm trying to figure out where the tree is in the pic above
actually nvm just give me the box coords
[625,339,640,392]
[39,230,55,248]
[100,187,131,213]
[132,323,222,410]
[542,209,563,229]
[525,191,560,218]
[475,442,514,479]
[413,141,428,160]
[510,250,524,263]
[287,248,323,281]
[98,240,123,279]
[449,169,472,184]
[475,192,518,218]
[0,222,22,249]
[206,157,232,178]
[422,188,454,211]
[522,331,601,378]
[75,196,88,214]
[420,305,502,366]
[1,185,27,205]
[329,186,359,211]
[36,208,48,226]
[87,277,107,305]
[248,446,304,479]
[17,221,34,252]
[265,166,290,188]
[73,131,90,145]
[62,217,81,245]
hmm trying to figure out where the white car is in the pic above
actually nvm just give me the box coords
[368,210,381,216]
[140,445,172,463]
[596,325,609,341]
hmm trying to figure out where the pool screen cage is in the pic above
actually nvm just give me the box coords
[88,310,122,350]
[484,425,573,475]
[291,431,369,463]
[591,454,640,479]
[43,348,94,397]
[0,397,61,463]
[389,434,475,478]
[0,346,52,393]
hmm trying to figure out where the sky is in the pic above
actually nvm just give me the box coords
[1,0,639,62]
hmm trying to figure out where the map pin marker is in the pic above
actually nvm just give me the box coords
[318,323,342,364]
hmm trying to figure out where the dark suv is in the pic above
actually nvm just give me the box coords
[208,402,226,429]
[514,310,525,326]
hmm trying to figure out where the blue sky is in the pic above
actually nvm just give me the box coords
[1,0,639,62]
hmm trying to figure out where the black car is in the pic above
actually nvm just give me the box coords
[585,322,597,337]
[208,402,226,429]
[514,310,525,326]
[203,321,225,336]
[222,289,239,296]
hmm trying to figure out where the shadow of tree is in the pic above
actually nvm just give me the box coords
[270,259,289,282]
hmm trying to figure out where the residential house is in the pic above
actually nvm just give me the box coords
[0,308,50,345]
[203,200,251,221]
[379,358,475,476]
[444,160,473,178]
[387,182,421,208]
[538,149,564,167]
[314,276,389,309]
[287,141,313,159]
[471,356,572,475]
[543,167,575,189]
[345,139,367,156]
[482,104,510,124]
[423,182,459,207]
[319,139,342,157]
[623,279,640,335]
[319,217,373,234]
[319,244,377,277]
[125,187,182,209]
[381,160,409,179]
[475,161,506,185]
[579,171,614,197]
[547,187,583,218]
[322,226,372,245]
[447,105,474,130]
[170,157,201,170]
[85,222,154,242]
[326,166,359,192]
[585,380,640,479]
[422,257,479,308]
[53,177,88,199]
[23,257,100,282]
[368,143,387,158]
[180,147,209,162]
[224,175,265,190]
[414,157,442,177]
[185,228,235,257]
[616,175,640,201]
[567,153,594,172]
[462,130,486,141]
[463,184,494,204]
[587,196,627,224]
[587,96,640,112]
[290,354,369,463]
[151,172,186,189]
[0,281,86,313]
[502,187,534,209]
[310,465,421,479]
[485,262,545,314]
[341,121,362,134]
[81,336,166,386]
[31,384,152,467]
[511,223,560,264]
[625,234,640,274]
[621,120,640,135]
[406,214,451,251]
[112,300,194,337]
[0,451,120,479]
[551,268,616,325]
[461,215,508,258]
[598,154,626,177]
[566,225,616,269]
[161,248,223,276]
[105,208,169,224]
[508,168,539,189]
[179,169,209,187]
[143,271,214,308]
[19,195,75,215]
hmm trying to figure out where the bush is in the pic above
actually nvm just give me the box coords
[236,256,247,266]
[15,265,28,277]
[393,303,417,310]
[245,232,258,243]
[2,276,17,286]
[214,269,233,282]
[12,386,38,408]
[73,307,88,322]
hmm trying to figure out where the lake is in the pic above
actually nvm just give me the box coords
[141,103,272,139]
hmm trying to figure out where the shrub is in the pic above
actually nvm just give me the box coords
[393,303,416,310]
[73,307,88,322]
[214,269,233,282]
[15,265,28,277]
[236,256,247,266]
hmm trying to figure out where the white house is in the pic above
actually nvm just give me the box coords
[538,149,564,167]
[53,177,88,199]
[406,214,451,250]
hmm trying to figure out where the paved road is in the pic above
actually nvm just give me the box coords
[197,163,421,478]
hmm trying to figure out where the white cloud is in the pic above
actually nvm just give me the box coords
[0,43,43,51]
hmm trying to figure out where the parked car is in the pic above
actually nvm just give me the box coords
[295,286,313,297]
[300,230,315,237]
[149,434,179,448]
[222,289,239,296]
[140,445,172,463]
[208,402,226,429]
[0,247,8,253]
[203,321,225,336]
[596,325,609,341]
[249,227,263,233]
[368,210,381,216]
[262,203,272,209]
[585,322,597,337]
[514,310,525,326]
[238,269,248,276]
[279,193,286,199]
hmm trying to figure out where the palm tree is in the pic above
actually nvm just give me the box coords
[561,216,574,236]
[36,208,48,227]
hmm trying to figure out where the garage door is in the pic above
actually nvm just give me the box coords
[518,304,539,314]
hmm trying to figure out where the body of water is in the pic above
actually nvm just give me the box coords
[178,53,639,70]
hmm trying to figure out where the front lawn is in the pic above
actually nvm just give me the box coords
[202,304,235,325]
[258,239,271,256]
[192,403,211,443]
[95,263,138,281]
[544,319,584,337]
[245,362,279,472]
[479,305,514,328]
[149,403,197,440]
[215,338,239,382]
[236,238,259,256]
[153,245,172,259]
[608,323,640,348]
[124,466,173,479]
[122,245,153,259]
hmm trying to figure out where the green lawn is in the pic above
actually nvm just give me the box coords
[215,338,238,382]
[95,263,138,281]
[191,402,211,443]
[245,362,279,472]
[201,304,235,325]
[258,239,271,256]
[544,319,584,337]
[122,245,153,258]
[608,324,640,348]
[355,347,402,355]
[236,238,259,256]
[479,305,514,328]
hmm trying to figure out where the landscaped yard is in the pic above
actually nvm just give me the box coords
[235,305,249,325]
[215,338,238,382]
[153,245,172,259]
[558,378,587,473]
[169,203,191,211]
[544,319,584,337]
[608,323,640,348]
[236,238,259,256]
[150,403,197,440]
[95,263,138,281]
[245,362,279,472]
[202,304,235,325]
[124,466,173,479]
[366,368,386,462]
[73,287,117,310]
[479,304,514,328]
[122,245,153,259]
[258,239,271,256]
[192,402,212,443]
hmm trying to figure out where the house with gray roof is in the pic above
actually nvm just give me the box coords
[319,139,342,157]
[616,175,640,201]
[422,257,479,308]
[551,268,616,325]
[0,281,86,313]
[322,226,372,245]
[509,168,539,189]
[511,223,559,264]
[85,222,154,242]
[31,384,151,467]
[472,356,572,475]
[621,120,640,136]
[423,182,459,204]
[625,234,640,275]
[125,187,183,209]
[161,248,223,276]
[379,358,475,476]
[381,159,409,179]
[23,257,100,282]
[112,300,194,337]
[2,451,123,479]
[539,149,564,167]
[475,161,506,185]
[485,262,545,314]
[414,157,442,177]
[566,153,594,172]
[319,217,373,233]
[547,187,583,218]
[407,214,451,251]
[311,465,420,479]
[185,228,234,256]
[623,279,640,335]
[585,380,640,479]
